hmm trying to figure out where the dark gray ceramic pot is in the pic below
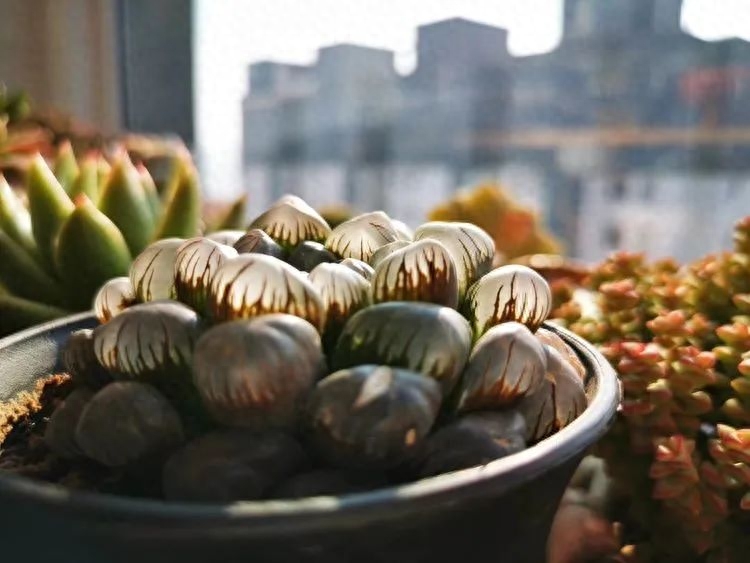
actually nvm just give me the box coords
[0,313,619,563]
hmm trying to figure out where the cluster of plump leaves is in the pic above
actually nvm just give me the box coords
[552,217,750,562]
[43,193,588,505]
[0,145,246,336]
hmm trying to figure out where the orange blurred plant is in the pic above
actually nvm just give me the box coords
[428,183,562,261]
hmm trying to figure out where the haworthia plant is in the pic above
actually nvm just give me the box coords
[211,194,248,232]
[53,140,80,194]
[0,292,71,336]
[27,154,75,271]
[136,163,161,223]
[0,147,206,335]
[0,174,36,255]
[55,196,132,309]
[98,154,156,255]
[0,230,64,306]
[69,154,100,202]
[154,158,201,239]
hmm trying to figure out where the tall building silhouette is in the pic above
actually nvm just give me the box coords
[563,0,682,37]
[241,0,750,259]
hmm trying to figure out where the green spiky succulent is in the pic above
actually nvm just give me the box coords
[0,146,206,336]
[552,218,750,563]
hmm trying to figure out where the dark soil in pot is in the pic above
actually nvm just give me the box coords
[0,374,393,501]
[0,375,134,496]
[0,370,534,503]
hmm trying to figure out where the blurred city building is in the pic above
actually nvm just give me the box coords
[241,0,750,261]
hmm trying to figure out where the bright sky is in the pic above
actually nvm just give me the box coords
[194,0,750,200]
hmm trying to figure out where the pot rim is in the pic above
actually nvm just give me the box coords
[0,312,619,525]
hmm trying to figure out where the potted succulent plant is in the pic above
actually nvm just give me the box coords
[0,145,248,336]
[551,218,750,563]
[0,195,618,563]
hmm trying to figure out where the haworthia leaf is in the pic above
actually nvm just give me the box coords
[213,194,248,231]
[0,230,65,307]
[98,155,155,255]
[97,156,111,193]
[0,173,37,255]
[53,140,80,193]
[153,158,201,240]
[0,293,72,337]
[27,154,75,271]
[55,196,132,310]
[136,162,162,224]
[69,154,100,203]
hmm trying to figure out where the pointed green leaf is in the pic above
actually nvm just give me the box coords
[0,230,65,306]
[97,156,111,192]
[0,173,37,255]
[136,162,162,223]
[0,293,72,337]
[69,154,100,202]
[27,153,75,271]
[55,196,132,310]
[212,194,248,231]
[98,154,155,255]
[154,158,201,239]
[53,140,80,193]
